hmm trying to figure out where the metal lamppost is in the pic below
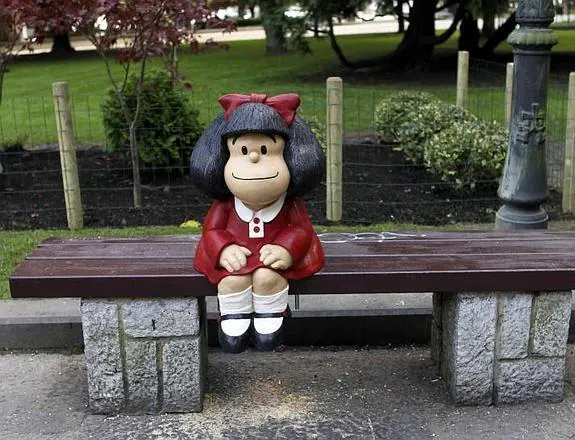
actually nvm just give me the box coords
[495,0,558,229]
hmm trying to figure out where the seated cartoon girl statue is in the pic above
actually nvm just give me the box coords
[190,93,325,353]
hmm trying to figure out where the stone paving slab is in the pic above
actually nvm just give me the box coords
[2,345,575,439]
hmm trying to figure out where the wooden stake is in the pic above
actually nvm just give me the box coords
[326,77,343,222]
[53,81,83,229]
[456,51,469,109]
[505,62,514,129]
[562,73,575,213]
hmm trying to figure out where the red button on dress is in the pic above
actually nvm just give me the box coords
[253,217,261,224]
[253,226,260,233]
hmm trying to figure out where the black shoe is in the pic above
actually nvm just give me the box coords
[217,313,252,354]
[252,307,291,352]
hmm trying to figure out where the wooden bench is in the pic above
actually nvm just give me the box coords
[9,230,575,414]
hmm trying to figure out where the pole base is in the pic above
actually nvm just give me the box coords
[495,204,548,230]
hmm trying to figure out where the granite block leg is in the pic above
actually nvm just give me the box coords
[438,291,572,405]
[441,292,497,405]
[81,297,207,414]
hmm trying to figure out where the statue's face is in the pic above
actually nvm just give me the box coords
[224,133,290,207]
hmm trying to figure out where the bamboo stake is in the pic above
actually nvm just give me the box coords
[326,77,343,222]
[562,73,575,213]
[456,51,469,109]
[53,81,83,229]
[505,62,514,129]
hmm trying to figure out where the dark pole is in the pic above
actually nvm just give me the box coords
[495,0,557,229]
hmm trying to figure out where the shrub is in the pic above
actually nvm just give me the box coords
[373,91,438,143]
[301,114,326,152]
[395,102,476,164]
[102,69,203,170]
[423,119,508,190]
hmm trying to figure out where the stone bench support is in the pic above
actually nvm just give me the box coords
[80,291,572,414]
[432,291,572,405]
[81,297,207,414]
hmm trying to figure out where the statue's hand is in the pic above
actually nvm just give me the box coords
[259,244,293,270]
[219,245,252,273]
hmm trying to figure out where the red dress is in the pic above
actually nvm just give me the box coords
[194,196,324,284]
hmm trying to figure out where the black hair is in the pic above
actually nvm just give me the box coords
[190,102,325,200]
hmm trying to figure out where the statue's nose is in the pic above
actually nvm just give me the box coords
[249,151,260,163]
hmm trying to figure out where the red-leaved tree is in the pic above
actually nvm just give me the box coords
[19,0,234,208]
[0,0,38,105]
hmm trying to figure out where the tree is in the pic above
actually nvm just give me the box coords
[238,0,258,18]
[259,0,288,54]
[302,0,514,70]
[22,0,233,209]
[0,0,35,104]
[50,32,74,55]
[459,0,511,53]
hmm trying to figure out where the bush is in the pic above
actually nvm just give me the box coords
[301,114,326,152]
[395,102,476,164]
[423,119,508,190]
[373,91,438,143]
[102,69,203,170]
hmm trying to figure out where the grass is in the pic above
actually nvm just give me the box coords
[2,29,575,299]
[1,30,573,148]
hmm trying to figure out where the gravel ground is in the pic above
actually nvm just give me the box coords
[2,345,575,439]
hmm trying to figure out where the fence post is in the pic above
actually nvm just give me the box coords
[562,73,575,213]
[505,62,514,129]
[456,51,469,109]
[52,81,83,230]
[326,77,343,222]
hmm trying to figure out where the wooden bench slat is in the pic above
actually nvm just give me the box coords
[13,252,575,275]
[12,231,575,299]
[37,230,575,246]
[28,237,575,260]
[10,267,575,297]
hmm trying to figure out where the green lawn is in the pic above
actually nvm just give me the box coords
[2,30,575,300]
[2,30,573,148]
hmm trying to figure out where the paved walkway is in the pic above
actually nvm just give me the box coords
[20,17,454,55]
[2,345,575,439]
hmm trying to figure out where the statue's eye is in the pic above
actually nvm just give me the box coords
[241,146,248,155]
[261,145,268,155]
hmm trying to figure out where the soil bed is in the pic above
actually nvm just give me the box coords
[0,140,568,230]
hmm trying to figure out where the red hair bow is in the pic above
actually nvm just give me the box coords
[219,93,301,127]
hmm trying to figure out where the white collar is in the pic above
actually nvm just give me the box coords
[234,194,286,223]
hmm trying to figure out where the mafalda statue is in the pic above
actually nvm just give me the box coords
[190,93,325,353]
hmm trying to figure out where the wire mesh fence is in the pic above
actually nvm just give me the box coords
[0,59,572,230]
[468,58,569,189]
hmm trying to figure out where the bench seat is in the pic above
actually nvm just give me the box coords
[11,230,575,297]
[9,230,575,413]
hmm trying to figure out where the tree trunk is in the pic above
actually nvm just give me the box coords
[479,12,516,56]
[482,11,496,38]
[458,12,480,53]
[313,15,320,38]
[259,0,287,54]
[0,60,7,105]
[396,0,405,33]
[51,32,75,55]
[394,0,438,69]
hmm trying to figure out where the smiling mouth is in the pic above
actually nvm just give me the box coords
[232,172,279,181]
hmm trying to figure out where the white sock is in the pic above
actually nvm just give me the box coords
[218,285,253,337]
[253,286,289,335]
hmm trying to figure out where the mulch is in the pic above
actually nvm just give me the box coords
[0,139,568,230]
